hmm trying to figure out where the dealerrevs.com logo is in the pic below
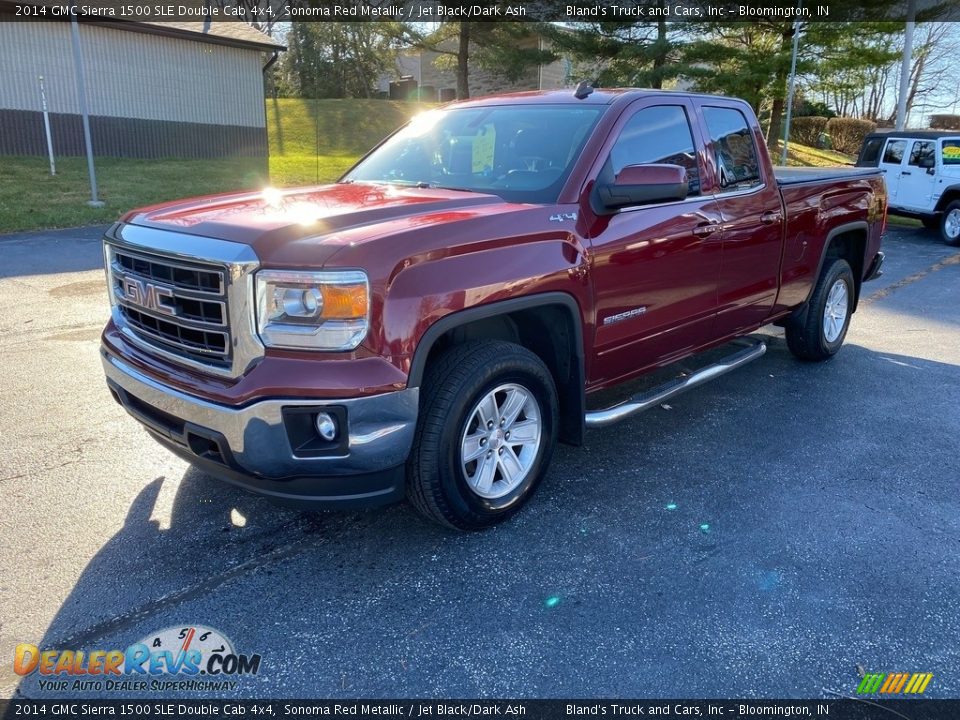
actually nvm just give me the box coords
[14,625,262,693]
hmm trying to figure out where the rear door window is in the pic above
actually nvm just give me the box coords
[702,106,762,192]
[908,141,936,167]
[942,140,960,166]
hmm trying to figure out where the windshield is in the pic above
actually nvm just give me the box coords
[342,104,604,204]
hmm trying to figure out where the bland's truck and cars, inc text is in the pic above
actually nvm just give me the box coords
[99,88,886,530]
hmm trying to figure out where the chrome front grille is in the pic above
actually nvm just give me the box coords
[110,247,231,366]
[104,224,263,379]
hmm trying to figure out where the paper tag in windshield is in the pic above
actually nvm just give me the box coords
[473,124,496,173]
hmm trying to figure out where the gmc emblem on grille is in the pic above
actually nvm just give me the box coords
[121,277,176,316]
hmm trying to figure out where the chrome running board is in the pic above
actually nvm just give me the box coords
[584,339,767,429]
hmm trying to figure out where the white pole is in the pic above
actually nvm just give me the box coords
[38,75,56,176]
[69,12,103,207]
[895,0,917,131]
[780,15,802,166]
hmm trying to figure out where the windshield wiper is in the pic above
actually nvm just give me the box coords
[414,181,478,193]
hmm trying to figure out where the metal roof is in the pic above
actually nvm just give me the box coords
[0,2,284,51]
[137,20,284,51]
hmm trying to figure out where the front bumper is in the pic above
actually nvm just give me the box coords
[102,350,418,509]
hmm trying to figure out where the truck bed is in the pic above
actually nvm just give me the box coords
[774,166,880,185]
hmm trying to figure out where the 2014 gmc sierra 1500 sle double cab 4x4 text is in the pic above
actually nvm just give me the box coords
[100,88,887,529]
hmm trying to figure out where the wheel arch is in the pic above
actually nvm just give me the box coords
[809,221,869,313]
[408,292,586,446]
[934,185,960,213]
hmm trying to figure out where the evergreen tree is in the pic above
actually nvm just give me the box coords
[391,17,554,99]
[540,13,684,90]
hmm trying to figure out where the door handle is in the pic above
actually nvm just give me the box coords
[902,171,912,176]
[693,222,720,237]
[760,211,783,225]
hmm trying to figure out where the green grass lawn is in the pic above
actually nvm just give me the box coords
[775,140,856,168]
[0,99,428,234]
[265,98,430,184]
[0,156,269,234]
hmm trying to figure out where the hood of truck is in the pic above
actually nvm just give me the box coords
[123,183,515,267]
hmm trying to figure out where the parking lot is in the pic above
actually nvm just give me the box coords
[1,225,958,699]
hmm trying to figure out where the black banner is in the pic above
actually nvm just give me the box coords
[2,0,960,23]
[4,700,960,720]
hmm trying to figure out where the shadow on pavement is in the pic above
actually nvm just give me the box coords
[0,226,109,279]
[14,339,960,698]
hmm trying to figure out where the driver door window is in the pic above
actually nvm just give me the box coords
[608,105,701,197]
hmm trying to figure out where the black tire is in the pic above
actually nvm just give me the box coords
[921,215,940,231]
[407,340,558,530]
[941,201,960,246]
[785,258,855,362]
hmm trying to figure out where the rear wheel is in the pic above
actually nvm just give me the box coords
[785,258,855,362]
[941,201,960,246]
[407,340,558,530]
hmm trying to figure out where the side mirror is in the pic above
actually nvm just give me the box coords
[594,164,688,213]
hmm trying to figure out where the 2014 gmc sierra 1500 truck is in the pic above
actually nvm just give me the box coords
[100,88,887,530]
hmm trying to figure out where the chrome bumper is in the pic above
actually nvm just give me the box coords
[102,351,418,507]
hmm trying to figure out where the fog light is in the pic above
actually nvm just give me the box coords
[315,411,338,441]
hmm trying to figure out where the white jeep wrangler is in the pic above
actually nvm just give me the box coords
[857,130,960,245]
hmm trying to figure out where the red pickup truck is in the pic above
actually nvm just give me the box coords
[101,88,886,529]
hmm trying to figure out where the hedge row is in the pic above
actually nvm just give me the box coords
[825,118,877,155]
[790,116,828,146]
[930,114,960,130]
[789,117,876,154]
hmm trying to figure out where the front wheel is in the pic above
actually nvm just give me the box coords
[785,258,855,361]
[407,340,558,530]
[941,201,960,246]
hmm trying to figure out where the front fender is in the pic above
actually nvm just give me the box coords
[380,235,591,368]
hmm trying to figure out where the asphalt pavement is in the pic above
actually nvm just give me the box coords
[1,225,958,699]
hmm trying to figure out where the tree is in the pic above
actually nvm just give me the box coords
[276,22,400,99]
[541,14,684,90]
[802,22,903,120]
[803,22,959,126]
[390,19,554,99]
[680,2,954,149]
[682,21,802,151]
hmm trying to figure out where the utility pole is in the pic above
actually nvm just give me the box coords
[895,0,917,131]
[780,15,802,166]
[69,11,103,207]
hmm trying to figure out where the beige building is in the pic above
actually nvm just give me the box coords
[0,15,283,158]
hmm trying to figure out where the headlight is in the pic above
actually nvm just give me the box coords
[255,269,369,350]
